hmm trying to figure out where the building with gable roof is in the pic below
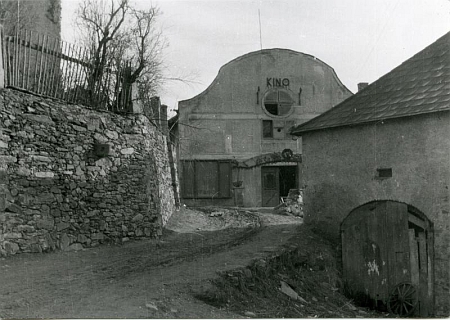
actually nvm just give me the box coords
[175,48,352,207]
[291,32,450,316]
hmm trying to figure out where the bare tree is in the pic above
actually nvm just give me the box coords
[76,0,166,111]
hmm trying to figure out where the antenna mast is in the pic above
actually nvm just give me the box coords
[258,9,263,50]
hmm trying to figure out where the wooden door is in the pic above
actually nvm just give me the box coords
[341,201,433,316]
[407,207,433,317]
[341,201,391,307]
[261,167,279,207]
[384,202,411,290]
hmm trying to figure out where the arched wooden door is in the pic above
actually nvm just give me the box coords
[341,201,434,316]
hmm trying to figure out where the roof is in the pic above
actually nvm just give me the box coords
[179,48,351,104]
[168,114,178,131]
[291,31,450,135]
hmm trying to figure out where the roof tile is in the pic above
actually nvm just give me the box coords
[291,32,450,134]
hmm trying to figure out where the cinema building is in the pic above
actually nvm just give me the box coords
[174,48,352,207]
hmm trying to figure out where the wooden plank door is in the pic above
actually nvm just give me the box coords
[261,167,279,207]
[342,201,433,315]
[342,201,389,307]
[341,213,367,299]
[384,201,411,288]
[365,202,389,305]
[408,216,433,316]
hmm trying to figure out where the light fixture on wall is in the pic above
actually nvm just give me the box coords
[282,148,293,160]
[256,86,260,104]
[298,87,302,105]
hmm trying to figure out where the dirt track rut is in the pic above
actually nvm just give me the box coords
[0,211,302,318]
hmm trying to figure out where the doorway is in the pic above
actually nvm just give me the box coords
[341,201,434,316]
[261,165,297,207]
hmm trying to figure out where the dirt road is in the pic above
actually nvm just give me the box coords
[0,208,302,318]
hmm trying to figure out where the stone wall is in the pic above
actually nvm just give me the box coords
[0,88,175,256]
[300,112,449,316]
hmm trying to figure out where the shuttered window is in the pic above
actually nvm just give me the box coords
[182,161,231,198]
[263,120,273,138]
[196,162,218,197]
[182,161,195,198]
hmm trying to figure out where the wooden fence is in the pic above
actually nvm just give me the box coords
[0,27,133,112]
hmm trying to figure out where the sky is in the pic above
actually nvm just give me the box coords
[61,0,450,116]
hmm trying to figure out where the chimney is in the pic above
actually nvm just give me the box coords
[358,82,369,92]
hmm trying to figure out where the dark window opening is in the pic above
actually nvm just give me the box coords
[265,104,278,115]
[263,120,273,138]
[182,161,231,199]
[377,168,392,178]
[264,173,276,189]
[263,89,293,116]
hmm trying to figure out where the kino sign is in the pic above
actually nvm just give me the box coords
[266,77,290,88]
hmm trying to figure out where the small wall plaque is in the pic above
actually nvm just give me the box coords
[94,143,110,157]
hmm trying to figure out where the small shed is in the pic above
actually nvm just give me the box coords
[290,31,450,316]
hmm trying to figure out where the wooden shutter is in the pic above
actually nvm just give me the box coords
[182,161,231,199]
[218,161,231,198]
[195,161,218,198]
[263,120,273,138]
[182,161,195,198]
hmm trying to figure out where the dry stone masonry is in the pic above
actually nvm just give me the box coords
[0,88,175,256]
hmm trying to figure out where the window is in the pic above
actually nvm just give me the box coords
[182,161,231,198]
[263,120,273,138]
[263,120,295,140]
[377,168,392,178]
[263,89,294,116]
[263,173,276,189]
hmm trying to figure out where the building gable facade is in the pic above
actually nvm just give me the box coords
[177,48,352,207]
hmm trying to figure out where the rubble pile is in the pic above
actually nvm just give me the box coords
[273,189,303,217]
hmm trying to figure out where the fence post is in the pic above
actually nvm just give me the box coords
[0,24,5,88]
[150,96,161,128]
[131,82,143,114]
